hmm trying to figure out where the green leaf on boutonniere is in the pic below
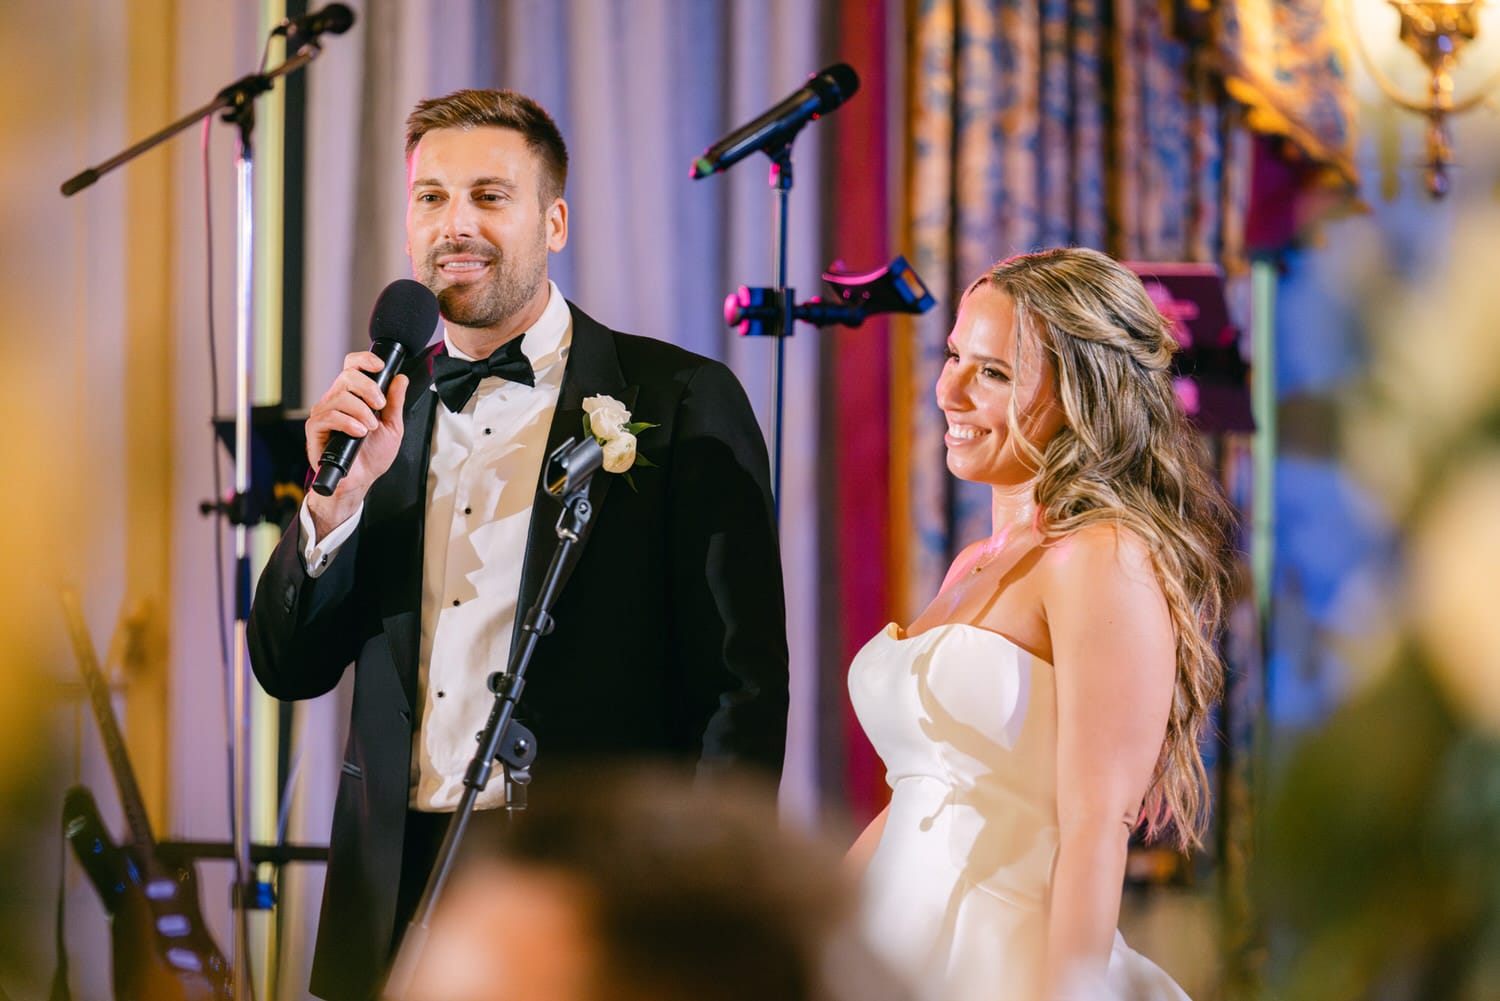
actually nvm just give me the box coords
[623,421,657,435]
[631,454,657,468]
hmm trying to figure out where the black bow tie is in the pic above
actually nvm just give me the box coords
[431,338,536,412]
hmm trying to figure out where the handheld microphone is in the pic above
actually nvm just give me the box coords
[690,63,859,179]
[311,279,439,497]
[275,3,356,51]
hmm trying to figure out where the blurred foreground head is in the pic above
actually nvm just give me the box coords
[411,765,902,1001]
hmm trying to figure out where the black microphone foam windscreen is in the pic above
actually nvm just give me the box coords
[813,63,860,109]
[370,279,440,352]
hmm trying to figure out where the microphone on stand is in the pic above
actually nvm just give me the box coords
[275,3,356,51]
[690,63,860,179]
[311,279,439,497]
[545,437,604,499]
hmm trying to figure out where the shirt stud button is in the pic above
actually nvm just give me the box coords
[483,427,492,435]
[463,506,472,515]
[436,691,446,699]
[451,599,460,607]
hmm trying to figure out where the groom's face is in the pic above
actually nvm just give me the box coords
[405,126,568,332]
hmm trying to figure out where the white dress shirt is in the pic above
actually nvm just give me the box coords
[298,281,572,811]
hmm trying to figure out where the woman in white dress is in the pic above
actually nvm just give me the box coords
[848,248,1235,1001]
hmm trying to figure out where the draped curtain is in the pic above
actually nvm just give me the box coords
[828,0,1260,827]
[1209,0,1360,250]
[873,6,1258,992]
[1212,0,1359,188]
[894,0,1245,633]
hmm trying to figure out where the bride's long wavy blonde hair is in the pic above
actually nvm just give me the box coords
[981,247,1235,849]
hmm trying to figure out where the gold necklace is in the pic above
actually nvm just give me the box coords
[967,519,1037,575]
[968,537,1018,575]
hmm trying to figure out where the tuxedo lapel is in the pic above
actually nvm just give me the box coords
[377,344,441,712]
[510,304,634,661]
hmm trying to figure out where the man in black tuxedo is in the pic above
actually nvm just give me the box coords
[247,89,788,1001]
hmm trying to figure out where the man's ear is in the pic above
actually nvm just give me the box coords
[547,198,569,253]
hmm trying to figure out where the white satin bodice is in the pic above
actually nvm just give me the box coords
[849,621,1190,1001]
[850,622,1059,909]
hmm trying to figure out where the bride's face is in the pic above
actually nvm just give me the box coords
[935,285,1066,487]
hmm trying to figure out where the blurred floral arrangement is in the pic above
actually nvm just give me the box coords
[1261,206,1500,1000]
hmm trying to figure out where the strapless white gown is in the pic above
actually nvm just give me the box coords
[848,622,1191,1001]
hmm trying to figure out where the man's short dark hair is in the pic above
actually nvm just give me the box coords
[405,88,569,204]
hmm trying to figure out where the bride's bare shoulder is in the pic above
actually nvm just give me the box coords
[1038,521,1159,594]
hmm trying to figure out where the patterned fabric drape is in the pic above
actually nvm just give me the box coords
[888,8,1258,994]
[890,7,1264,994]
[1210,0,1359,187]
[1208,0,1361,253]
[896,0,1246,616]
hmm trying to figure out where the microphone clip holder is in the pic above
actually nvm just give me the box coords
[214,72,274,139]
[724,254,936,337]
[198,490,280,528]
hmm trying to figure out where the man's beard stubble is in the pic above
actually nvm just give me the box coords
[421,236,547,330]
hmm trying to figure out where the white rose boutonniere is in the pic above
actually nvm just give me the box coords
[600,435,637,474]
[582,396,631,440]
[582,394,657,487]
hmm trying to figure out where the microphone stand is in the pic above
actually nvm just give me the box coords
[382,438,602,1000]
[718,144,939,517]
[61,39,338,1001]
[767,145,794,511]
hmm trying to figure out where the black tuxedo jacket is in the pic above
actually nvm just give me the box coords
[247,303,788,1001]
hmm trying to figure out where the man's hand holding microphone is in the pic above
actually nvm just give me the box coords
[306,279,439,536]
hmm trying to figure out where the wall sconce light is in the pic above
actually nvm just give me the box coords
[1368,1,1496,196]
